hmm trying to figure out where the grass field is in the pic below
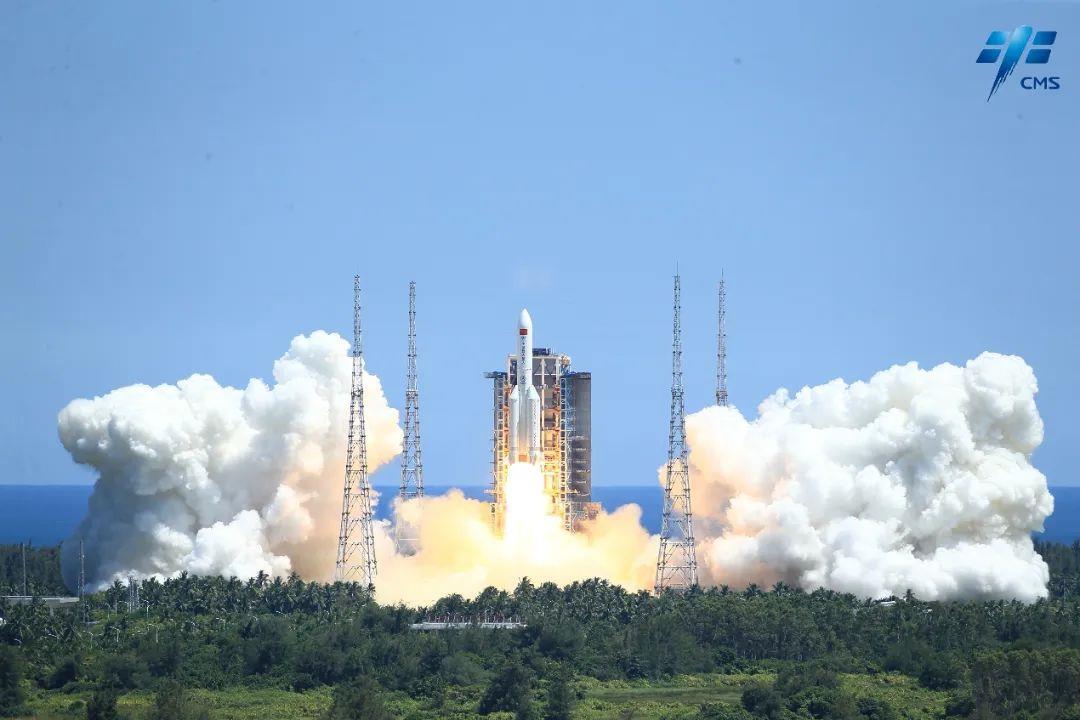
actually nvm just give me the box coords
[15,672,949,719]
[574,674,752,719]
[18,686,334,720]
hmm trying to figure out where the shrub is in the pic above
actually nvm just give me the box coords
[918,654,965,691]
[99,653,148,691]
[86,685,118,720]
[741,683,782,719]
[0,646,25,717]
[944,693,974,718]
[439,652,487,686]
[543,664,574,720]
[47,654,82,690]
[151,679,208,720]
[856,697,899,720]
[325,676,390,720]
[479,659,534,716]
[292,672,318,692]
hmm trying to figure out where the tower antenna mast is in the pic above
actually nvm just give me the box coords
[127,575,139,613]
[334,276,377,591]
[655,273,698,593]
[716,273,728,407]
[397,281,424,553]
[78,540,89,626]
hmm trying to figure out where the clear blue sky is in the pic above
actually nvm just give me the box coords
[2,2,1078,490]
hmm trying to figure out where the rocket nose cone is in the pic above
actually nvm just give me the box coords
[518,308,533,331]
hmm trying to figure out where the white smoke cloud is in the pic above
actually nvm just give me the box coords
[59,331,402,590]
[59,333,1053,605]
[685,352,1054,602]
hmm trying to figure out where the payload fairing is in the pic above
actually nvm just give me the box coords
[508,309,543,465]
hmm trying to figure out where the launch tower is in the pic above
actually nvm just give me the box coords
[655,274,698,592]
[486,310,594,532]
[396,281,424,554]
[334,276,378,591]
[716,274,728,408]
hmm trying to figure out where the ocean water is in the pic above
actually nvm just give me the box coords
[1,483,1077,547]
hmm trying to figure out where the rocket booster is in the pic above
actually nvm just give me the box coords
[508,309,542,466]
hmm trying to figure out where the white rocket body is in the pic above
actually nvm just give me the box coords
[508,309,543,466]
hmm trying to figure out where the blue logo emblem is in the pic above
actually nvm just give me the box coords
[976,26,1057,100]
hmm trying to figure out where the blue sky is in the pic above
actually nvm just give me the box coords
[2,1,1078,491]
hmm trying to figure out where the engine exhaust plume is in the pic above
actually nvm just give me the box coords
[376,463,656,605]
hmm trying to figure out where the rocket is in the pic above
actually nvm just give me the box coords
[508,309,542,465]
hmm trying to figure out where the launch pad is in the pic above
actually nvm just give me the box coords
[486,310,596,533]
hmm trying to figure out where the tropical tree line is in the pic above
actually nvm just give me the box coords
[1,541,1079,718]
[0,545,65,598]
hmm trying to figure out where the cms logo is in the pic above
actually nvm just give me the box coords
[1020,76,1060,90]
[976,26,1060,100]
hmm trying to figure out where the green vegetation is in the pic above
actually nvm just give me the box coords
[0,646,26,717]
[324,676,390,720]
[85,685,118,720]
[0,545,67,597]
[1,541,1079,718]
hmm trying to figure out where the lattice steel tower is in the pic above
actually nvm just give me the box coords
[127,575,139,613]
[334,276,377,591]
[399,281,423,502]
[716,274,728,407]
[78,540,89,627]
[396,281,424,554]
[655,273,698,593]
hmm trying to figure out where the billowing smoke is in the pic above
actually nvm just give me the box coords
[60,333,1053,604]
[375,464,657,605]
[59,331,402,590]
[686,352,1054,602]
